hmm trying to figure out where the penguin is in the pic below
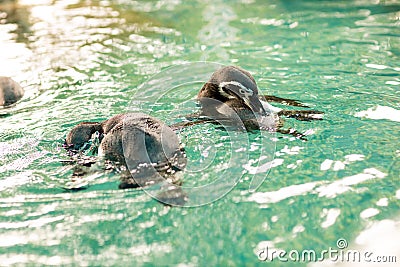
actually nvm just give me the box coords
[196,65,323,136]
[65,113,186,190]
[0,77,24,107]
[197,66,280,131]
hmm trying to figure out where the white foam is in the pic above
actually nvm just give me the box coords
[354,105,400,122]
[316,168,386,198]
[333,161,346,171]
[386,81,400,85]
[360,208,380,219]
[260,100,282,113]
[344,154,365,162]
[366,63,387,70]
[292,225,305,234]
[321,208,341,228]
[248,181,319,204]
[320,154,365,171]
[376,198,389,207]
[243,158,284,175]
[320,159,333,171]
[0,215,65,230]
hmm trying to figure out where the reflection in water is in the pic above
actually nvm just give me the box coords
[26,1,124,84]
[0,0,31,42]
[198,0,237,61]
[0,1,31,78]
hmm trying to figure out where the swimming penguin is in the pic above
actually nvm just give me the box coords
[196,66,323,136]
[198,66,266,115]
[197,66,280,131]
[0,76,24,107]
[65,113,186,190]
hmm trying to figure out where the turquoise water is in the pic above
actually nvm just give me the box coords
[1,0,399,266]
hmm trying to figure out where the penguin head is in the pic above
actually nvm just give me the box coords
[200,66,266,115]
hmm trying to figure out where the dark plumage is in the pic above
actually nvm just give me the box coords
[65,122,103,151]
[197,66,277,130]
[0,77,24,107]
[198,66,264,114]
[195,65,324,136]
[66,113,184,165]
[65,113,186,189]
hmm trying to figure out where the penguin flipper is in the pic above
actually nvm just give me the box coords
[260,95,310,108]
[277,110,324,121]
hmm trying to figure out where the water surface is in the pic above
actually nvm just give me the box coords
[0,0,399,266]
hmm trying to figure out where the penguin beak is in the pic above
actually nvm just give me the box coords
[247,94,266,115]
[221,82,266,115]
